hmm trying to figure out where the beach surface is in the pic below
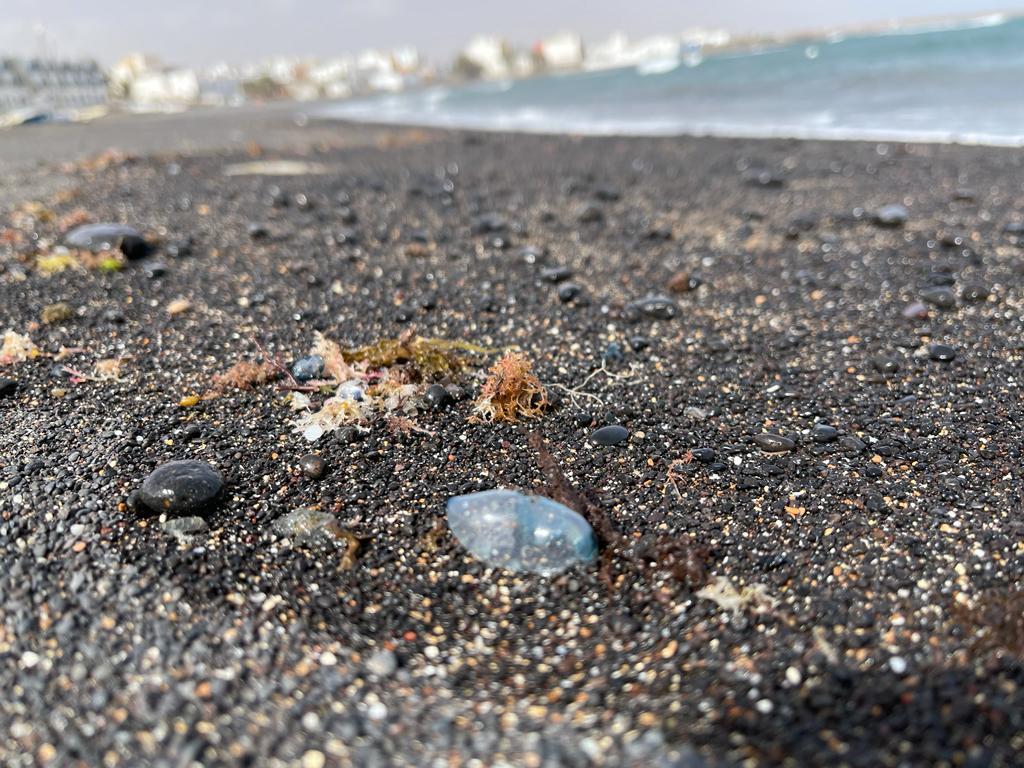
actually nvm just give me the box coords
[1,108,1024,767]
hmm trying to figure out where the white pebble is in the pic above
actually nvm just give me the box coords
[889,656,907,675]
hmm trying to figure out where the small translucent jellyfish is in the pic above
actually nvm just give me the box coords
[446,489,598,576]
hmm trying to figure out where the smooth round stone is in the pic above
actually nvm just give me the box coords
[872,355,899,374]
[423,383,452,410]
[921,287,956,310]
[557,283,581,303]
[961,284,991,302]
[871,204,909,227]
[540,265,573,283]
[929,343,957,362]
[143,260,168,279]
[624,295,678,322]
[0,377,16,397]
[446,489,598,576]
[138,460,224,515]
[811,424,838,443]
[752,433,796,452]
[299,454,326,479]
[247,222,270,239]
[590,425,629,446]
[292,354,324,382]
[902,301,929,319]
[64,222,142,251]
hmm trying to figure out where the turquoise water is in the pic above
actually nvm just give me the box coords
[324,14,1024,145]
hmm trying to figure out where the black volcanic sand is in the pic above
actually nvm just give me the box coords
[2,120,1024,767]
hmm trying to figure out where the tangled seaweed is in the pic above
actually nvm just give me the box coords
[472,352,548,423]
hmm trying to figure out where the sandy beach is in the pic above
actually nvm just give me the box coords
[1,109,1023,766]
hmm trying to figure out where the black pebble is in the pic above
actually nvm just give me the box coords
[299,454,326,480]
[424,383,452,410]
[961,284,990,302]
[752,433,796,452]
[540,266,573,283]
[921,287,956,310]
[839,435,867,453]
[590,425,629,446]
[0,378,16,397]
[557,283,581,302]
[248,223,270,240]
[811,424,838,443]
[929,343,957,362]
[137,460,224,515]
[691,447,715,463]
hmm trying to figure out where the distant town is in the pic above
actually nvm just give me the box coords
[0,12,1014,126]
[0,27,736,125]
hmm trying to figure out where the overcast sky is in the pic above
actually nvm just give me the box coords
[0,0,1015,67]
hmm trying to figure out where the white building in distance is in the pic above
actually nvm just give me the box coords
[459,36,512,79]
[535,32,584,71]
[0,58,106,117]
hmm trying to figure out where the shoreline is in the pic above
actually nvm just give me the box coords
[1,114,1023,766]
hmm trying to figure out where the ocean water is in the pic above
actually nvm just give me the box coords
[323,14,1024,145]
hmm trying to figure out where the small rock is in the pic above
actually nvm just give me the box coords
[471,212,508,235]
[540,266,573,283]
[961,284,990,302]
[752,433,796,453]
[299,454,326,480]
[839,435,866,453]
[577,203,604,223]
[921,286,956,310]
[518,245,547,264]
[557,283,581,303]
[161,516,208,540]
[143,260,168,279]
[292,355,324,382]
[366,649,398,677]
[138,460,224,515]
[423,383,452,410]
[624,294,678,322]
[742,169,785,188]
[166,238,193,258]
[247,222,270,239]
[691,447,715,463]
[902,301,929,320]
[872,355,899,374]
[0,378,16,397]
[667,271,702,293]
[928,343,957,362]
[590,425,629,446]
[628,336,650,351]
[65,223,150,259]
[810,424,838,443]
[871,204,909,227]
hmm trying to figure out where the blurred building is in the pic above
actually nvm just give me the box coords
[456,36,512,79]
[0,58,106,119]
[535,32,584,71]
